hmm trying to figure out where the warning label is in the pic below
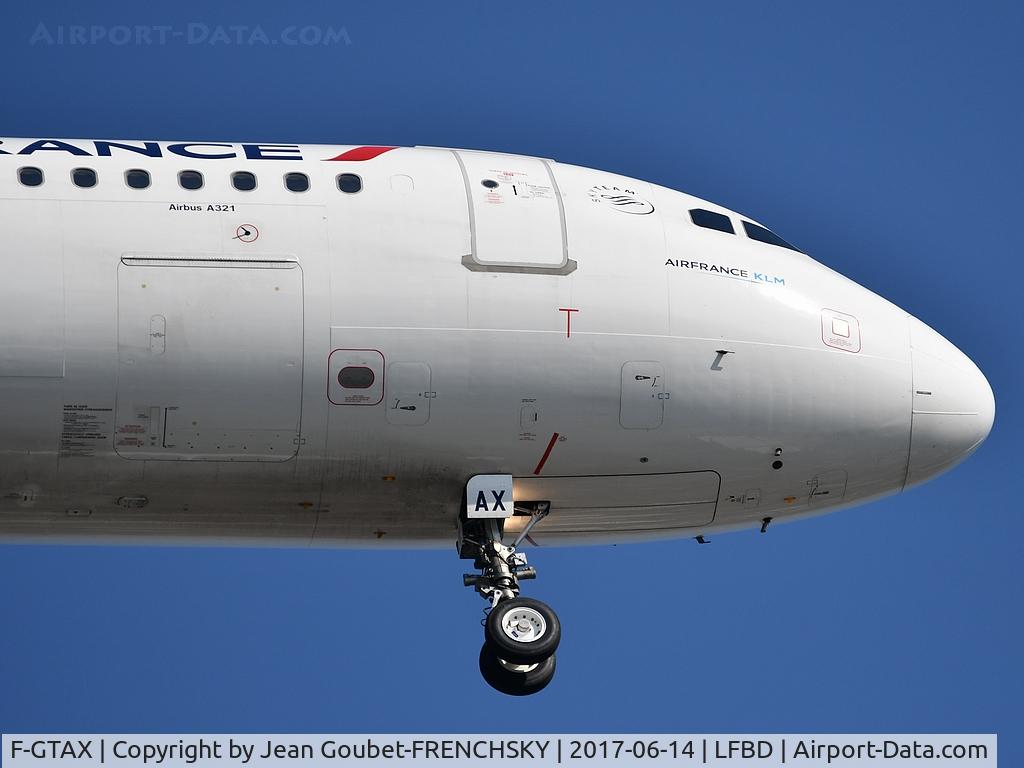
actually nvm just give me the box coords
[60,405,113,458]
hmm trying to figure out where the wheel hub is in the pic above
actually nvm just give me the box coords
[502,606,547,643]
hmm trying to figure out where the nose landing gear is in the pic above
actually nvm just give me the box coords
[460,501,560,695]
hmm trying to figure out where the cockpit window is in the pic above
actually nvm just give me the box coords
[690,208,735,234]
[742,221,800,252]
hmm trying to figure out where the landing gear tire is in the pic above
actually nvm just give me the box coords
[485,596,561,665]
[478,641,556,696]
[460,500,559,695]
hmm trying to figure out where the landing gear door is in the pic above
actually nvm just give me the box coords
[620,361,666,429]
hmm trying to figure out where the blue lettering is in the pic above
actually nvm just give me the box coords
[95,141,162,158]
[18,139,90,156]
[243,143,302,160]
[167,142,235,159]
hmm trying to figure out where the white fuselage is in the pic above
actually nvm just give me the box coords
[0,139,994,547]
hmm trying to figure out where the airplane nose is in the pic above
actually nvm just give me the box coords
[906,317,995,488]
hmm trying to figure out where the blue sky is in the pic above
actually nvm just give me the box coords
[1,0,1021,759]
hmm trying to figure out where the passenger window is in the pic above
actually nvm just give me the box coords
[231,171,256,191]
[743,221,800,252]
[179,170,204,190]
[337,173,362,194]
[125,169,151,189]
[72,168,97,188]
[18,167,43,187]
[338,366,375,389]
[690,208,734,234]
[285,172,309,192]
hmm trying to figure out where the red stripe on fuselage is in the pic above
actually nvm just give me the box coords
[533,432,560,475]
[323,146,398,161]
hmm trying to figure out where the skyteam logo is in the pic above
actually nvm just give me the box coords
[587,184,655,215]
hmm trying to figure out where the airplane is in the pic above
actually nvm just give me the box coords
[0,137,994,695]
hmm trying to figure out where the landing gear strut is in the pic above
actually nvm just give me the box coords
[460,501,560,695]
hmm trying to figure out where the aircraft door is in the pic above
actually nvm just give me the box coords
[114,257,303,461]
[385,362,433,426]
[455,151,573,273]
[808,469,848,506]
[620,361,666,429]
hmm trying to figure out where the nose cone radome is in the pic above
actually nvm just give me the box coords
[906,317,995,488]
